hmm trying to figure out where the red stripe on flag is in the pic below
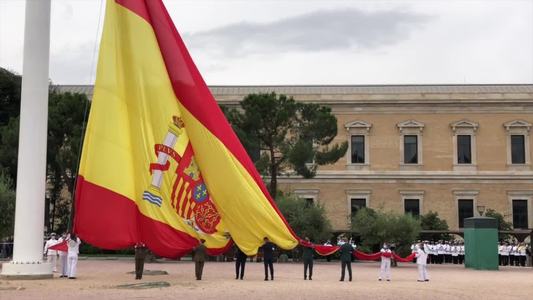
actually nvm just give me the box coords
[74,175,231,258]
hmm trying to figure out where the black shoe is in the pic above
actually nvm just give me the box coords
[378,279,382,281]
[235,277,238,280]
[240,277,243,280]
[339,279,344,281]
[424,279,429,282]
[417,280,424,282]
[349,278,352,282]
[304,277,307,280]
[68,277,76,279]
[386,279,390,282]
[309,278,312,280]
[264,278,268,281]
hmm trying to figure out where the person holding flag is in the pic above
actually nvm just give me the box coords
[235,245,247,280]
[415,243,429,282]
[43,233,59,272]
[339,238,354,282]
[67,233,81,279]
[301,237,314,280]
[379,243,392,281]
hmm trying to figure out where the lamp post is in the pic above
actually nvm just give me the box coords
[476,205,486,217]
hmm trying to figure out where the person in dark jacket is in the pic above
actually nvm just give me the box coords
[339,238,354,281]
[235,245,248,280]
[302,237,315,280]
[193,239,207,280]
[260,237,275,281]
[134,242,148,280]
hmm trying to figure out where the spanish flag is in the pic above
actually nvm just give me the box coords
[74,0,299,258]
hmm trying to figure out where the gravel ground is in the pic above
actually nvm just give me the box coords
[1,259,532,300]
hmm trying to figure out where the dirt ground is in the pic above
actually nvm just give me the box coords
[0,258,532,300]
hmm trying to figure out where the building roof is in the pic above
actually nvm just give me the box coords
[54,84,533,104]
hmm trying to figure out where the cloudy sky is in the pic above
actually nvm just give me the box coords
[1,0,532,85]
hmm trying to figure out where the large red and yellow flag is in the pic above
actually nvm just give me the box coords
[74,0,299,258]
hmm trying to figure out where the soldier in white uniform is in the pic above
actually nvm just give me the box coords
[415,243,429,282]
[518,242,527,267]
[458,242,465,264]
[451,242,459,264]
[43,233,58,272]
[501,242,510,266]
[378,243,392,281]
[67,233,81,279]
[509,243,520,267]
[436,241,444,264]
[58,233,69,277]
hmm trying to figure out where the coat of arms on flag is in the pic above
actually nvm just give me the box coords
[144,116,221,234]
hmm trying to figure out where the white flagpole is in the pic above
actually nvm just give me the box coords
[1,0,52,279]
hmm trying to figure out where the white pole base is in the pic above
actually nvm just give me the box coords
[1,261,53,279]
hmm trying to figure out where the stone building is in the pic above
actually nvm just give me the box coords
[58,84,533,233]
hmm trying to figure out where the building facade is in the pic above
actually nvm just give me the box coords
[59,84,533,232]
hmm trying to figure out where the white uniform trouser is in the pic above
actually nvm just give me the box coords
[379,258,391,280]
[68,255,78,278]
[59,253,68,276]
[417,264,428,281]
[47,253,57,272]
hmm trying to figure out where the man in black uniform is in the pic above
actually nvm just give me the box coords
[260,237,275,281]
[339,238,354,281]
[134,242,148,280]
[235,245,247,280]
[302,237,314,280]
[193,239,207,280]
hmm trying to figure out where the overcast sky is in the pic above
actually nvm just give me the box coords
[1,0,532,85]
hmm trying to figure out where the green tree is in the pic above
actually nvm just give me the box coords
[484,208,512,240]
[0,171,15,239]
[46,89,91,233]
[0,68,21,128]
[0,68,91,234]
[352,207,421,256]
[224,92,348,198]
[420,211,451,241]
[276,193,332,243]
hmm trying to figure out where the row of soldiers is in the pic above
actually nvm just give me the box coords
[410,240,532,267]
[498,242,530,267]
[412,241,465,264]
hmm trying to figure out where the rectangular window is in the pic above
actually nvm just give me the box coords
[511,135,526,164]
[457,135,472,164]
[404,199,420,217]
[512,200,528,229]
[304,198,314,207]
[351,198,366,217]
[404,135,418,164]
[458,199,474,228]
[351,135,365,164]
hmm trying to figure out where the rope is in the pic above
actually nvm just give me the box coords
[67,0,105,232]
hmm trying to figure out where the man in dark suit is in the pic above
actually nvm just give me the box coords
[235,245,247,280]
[339,238,354,281]
[260,237,275,281]
[302,237,314,280]
[134,242,148,280]
[193,239,207,280]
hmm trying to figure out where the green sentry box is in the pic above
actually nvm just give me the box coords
[464,217,499,270]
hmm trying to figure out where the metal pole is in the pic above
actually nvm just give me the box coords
[1,0,52,279]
